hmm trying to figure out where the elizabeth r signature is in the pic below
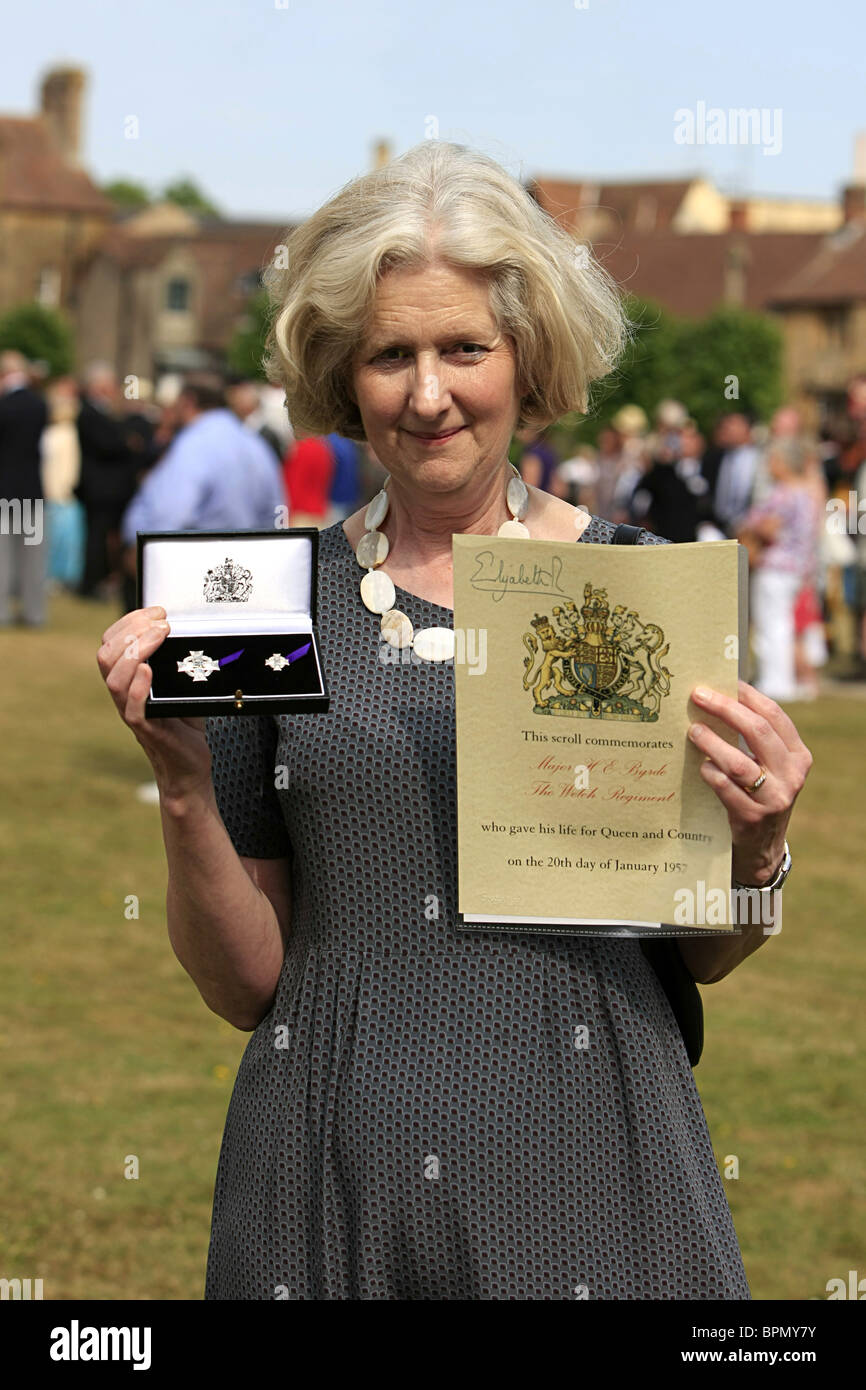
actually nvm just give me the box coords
[469,550,571,602]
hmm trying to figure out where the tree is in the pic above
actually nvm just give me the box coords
[103,179,151,212]
[0,302,74,377]
[552,296,683,453]
[549,296,784,453]
[590,295,684,429]
[226,289,273,381]
[162,178,221,219]
[675,306,783,436]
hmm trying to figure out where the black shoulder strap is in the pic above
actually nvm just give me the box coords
[611,522,644,544]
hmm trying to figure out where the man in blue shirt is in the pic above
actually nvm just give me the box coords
[711,413,760,537]
[121,374,285,545]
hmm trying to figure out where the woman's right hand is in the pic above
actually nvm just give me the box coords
[97,605,214,804]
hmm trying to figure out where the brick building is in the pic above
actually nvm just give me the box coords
[2,69,865,429]
[0,66,292,381]
[0,67,113,316]
[767,188,866,427]
[528,167,866,429]
[74,202,291,379]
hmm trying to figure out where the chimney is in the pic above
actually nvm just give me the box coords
[723,239,749,307]
[634,193,658,234]
[842,131,866,224]
[729,198,749,232]
[842,185,866,225]
[372,139,392,170]
[40,65,86,167]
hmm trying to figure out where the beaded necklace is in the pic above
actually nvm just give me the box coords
[356,465,530,661]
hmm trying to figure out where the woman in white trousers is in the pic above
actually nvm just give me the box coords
[740,438,821,702]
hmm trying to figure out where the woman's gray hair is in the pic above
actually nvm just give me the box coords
[262,141,628,442]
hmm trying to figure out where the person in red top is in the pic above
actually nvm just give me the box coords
[282,435,334,527]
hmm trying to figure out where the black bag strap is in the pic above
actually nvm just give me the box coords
[611,522,645,544]
[607,517,704,1065]
[639,938,704,1067]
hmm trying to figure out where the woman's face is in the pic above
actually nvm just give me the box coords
[349,259,523,498]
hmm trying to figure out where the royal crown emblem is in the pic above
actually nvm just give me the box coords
[522,582,673,721]
[203,558,253,602]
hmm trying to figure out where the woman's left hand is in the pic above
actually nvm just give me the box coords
[688,679,813,887]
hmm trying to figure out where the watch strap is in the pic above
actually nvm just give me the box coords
[732,840,792,892]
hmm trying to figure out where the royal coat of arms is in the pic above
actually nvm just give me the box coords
[203,558,253,602]
[522,582,673,721]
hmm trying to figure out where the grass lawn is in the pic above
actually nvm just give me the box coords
[1,589,863,1300]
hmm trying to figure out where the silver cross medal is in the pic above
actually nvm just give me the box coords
[265,643,311,672]
[265,653,290,671]
[177,650,220,682]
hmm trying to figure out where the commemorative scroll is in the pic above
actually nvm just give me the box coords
[453,535,748,935]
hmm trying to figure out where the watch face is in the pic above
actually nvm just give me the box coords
[776,845,792,886]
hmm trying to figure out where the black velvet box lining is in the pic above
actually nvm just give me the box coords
[149,634,323,702]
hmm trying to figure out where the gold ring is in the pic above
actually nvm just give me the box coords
[743,765,767,794]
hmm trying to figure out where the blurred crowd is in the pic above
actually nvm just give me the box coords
[1,346,865,701]
[539,385,866,700]
[0,352,385,618]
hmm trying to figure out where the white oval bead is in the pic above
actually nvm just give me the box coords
[380,609,414,648]
[497,518,530,538]
[506,475,529,520]
[412,627,455,662]
[364,489,390,531]
[360,569,396,614]
[355,529,389,569]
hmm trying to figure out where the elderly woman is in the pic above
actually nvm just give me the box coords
[97,142,811,1300]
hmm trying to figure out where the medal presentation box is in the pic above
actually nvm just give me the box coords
[136,529,329,718]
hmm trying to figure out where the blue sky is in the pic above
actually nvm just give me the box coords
[3,0,863,222]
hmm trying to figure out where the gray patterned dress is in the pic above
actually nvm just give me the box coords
[203,518,751,1300]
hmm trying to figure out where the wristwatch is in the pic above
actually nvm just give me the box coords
[732,841,792,892]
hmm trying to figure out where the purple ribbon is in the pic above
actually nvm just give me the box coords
[218,644,310,670]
